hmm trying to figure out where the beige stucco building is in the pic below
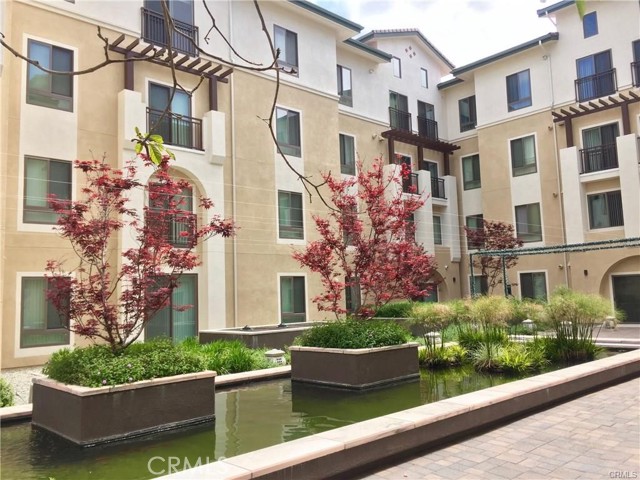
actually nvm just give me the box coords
[1,0,638,368]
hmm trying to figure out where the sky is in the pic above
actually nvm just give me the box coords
[313,0,563,68]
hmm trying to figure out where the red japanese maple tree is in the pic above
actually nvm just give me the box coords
[293,158,437,317]
[46,155,234,353]
[464,219,523,294]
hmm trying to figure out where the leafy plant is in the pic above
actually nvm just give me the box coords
[295,319,410,349]
[419,344,467,368]
[374,301,414,318]
[0,378,15,407]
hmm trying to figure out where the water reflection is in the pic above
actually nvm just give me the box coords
[0,366,521,480]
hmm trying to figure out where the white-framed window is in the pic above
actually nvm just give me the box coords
[506,69,532,111]
[345,276,361,314]
[278,190,303,240]
[465,214,484,250]
[148,82,199,150]
[275,107,301,157]
[392,56,401,78]
[339,133,355,176]
[587,190,623,229]
[145,274,198,342]
[519,272,547,301]
[515,203,542,243]
[148,183,195,248]
[274,25,298,74]
[420,68,428,88]
[23,156,72,224]
[280,275,306,323]
[459,95,476,132]
[510,135,537,176]
[433,216,442,245]
[462,154,481,190]
[20,277,70,348]
[27,39,73,111]
[337,65,352,106]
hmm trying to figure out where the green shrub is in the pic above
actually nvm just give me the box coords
[295,319,410,349]
[469,296,512,327]
[373,301,414,318]
[508,298,546,329]
[456,322,508,351]
[470,342,503,372]
[419,344,467,368]
[0,378,15,407]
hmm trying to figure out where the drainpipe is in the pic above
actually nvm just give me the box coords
[539,40,570,288]
[229,2,239,327]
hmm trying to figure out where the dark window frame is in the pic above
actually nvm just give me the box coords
[587,190,624,229]
[339,133,356,176]
[433,215,442,245]
[20,277,70,348]
[392,56,401,78]
[420,68,428,88]
[462,154,481,190]
[510,135,537,176]
[337,65,353,107]
[459,95,477,132]
[520,272,548,301]
[515,203,543,243]
[583,11,598,38]
[274,25,299,75]
[466,214,484,250]
[506,69,532,111]
[278,190,304,240]
[280,275,306,323]
[23,156,72,225]
[27,39,74,112]
[275,107,302,157]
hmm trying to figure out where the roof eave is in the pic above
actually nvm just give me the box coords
[537,0,575,17]
[289,0,363,33]
[343,38,392,62]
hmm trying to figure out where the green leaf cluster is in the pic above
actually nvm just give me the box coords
[0,377,15,407]
[295,319,410,349]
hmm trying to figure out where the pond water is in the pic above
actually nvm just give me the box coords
[0,366,536,480]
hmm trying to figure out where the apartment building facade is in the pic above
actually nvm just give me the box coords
[0,0,638,368]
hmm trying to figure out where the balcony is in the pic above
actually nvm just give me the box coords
[632,61,640,87]
[147,211,196,248]
[417,116,438,141]
[141,7,198,56]
[579,143,618,174]
[575,69,617,102]
[389,107,411,132]
[147,108,203,150]
[431,176,446,199]
[402,172,419,194]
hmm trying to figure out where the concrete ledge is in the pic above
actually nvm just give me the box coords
[162,349,640,480]
[216,366,291,388]
[0,404,33,423]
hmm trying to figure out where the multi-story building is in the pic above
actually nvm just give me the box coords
[1,0,638,369]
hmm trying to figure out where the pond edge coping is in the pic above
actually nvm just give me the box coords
[160,348,640,480]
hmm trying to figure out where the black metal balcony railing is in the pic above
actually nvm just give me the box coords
[579,143,618,174]
[141,7,198,56]
[147,108,203,150]
[147,211,196,248]
[402,172,419,194]
[431,176,446,199]
[632,61,640,87]
[389,107,412,132]
[575,69,617,102]
[417,116,438,140]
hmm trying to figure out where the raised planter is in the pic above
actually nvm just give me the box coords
[31,370,216,446]
[290,343,419,390]
[200,323,322,350]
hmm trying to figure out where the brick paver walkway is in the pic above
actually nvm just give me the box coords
[359,378,640,479]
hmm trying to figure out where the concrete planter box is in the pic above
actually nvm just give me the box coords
[200,323,322,350]
[31,371,216,446]
[290,343,419,390]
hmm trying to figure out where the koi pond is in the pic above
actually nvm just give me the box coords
[0,365,558,480]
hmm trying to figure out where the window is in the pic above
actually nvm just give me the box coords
[345,277,361,314]
[337,65,352,106]
[342,204,357,246]
[21,277,70,348]
[583,12,598,38]
[576,50,614,101]
[458,95,476,132]
[278,191,303,239]
[406,213,416,242]
[515,203,542,243]
[433,216,442,245]
[420,68,428,88]
[148,184,195,247]
[389,91,410,131]
[280,276,306,323]
[24,156,72,224]
[275,107,301,157]
[27,40,73,111]
[520,272,547,301]
[506,70,532,111]
[510,135,537,176]
[465,214,484,250]
[146,274,197,342]
[588,191,623,229]
[149,83,200,149]
[274,26,298,73]
[143,0,196,55]
[470,275,488,296]
[581,123,619,173]
[417,101,437,139]
[339,134,355,175]
[462,154,481,190]
[633,40,640,87]
[392,57,401,78]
